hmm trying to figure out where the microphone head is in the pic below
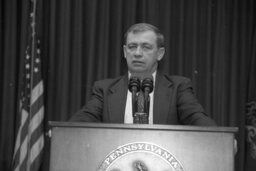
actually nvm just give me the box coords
[141,75,154,93]
[128,75,140,93]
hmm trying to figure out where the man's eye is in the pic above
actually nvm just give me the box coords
[142,45,152,50]
[128,45,137,50]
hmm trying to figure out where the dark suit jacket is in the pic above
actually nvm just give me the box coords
[70,72,216,126]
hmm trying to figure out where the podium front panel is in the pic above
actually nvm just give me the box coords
[49,122,237,171]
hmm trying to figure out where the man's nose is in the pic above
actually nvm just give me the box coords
[134,46,143,57]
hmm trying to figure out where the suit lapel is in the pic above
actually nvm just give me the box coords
[153,73,173,124]
[108,75,128,123]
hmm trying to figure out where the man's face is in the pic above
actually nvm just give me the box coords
[123,31,165,74]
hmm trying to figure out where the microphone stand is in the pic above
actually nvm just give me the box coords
[128,76,140,120]
[141,77,154,124]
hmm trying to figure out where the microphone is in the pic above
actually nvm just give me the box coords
[133,74,154,124]
[141,75,154,118]
[128,75,140,93]
[141,76,154,94]
[128,75,140,117]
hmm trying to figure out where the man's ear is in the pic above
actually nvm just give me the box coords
[123,45,127,59]
[157,47,165,61]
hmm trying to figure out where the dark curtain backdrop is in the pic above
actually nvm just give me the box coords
[1,0,255,171]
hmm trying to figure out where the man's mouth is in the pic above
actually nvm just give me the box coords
[132,61,144,65]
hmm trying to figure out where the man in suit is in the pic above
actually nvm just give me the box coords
[69,23,216,126]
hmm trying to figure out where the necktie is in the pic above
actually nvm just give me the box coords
[137,91,145,113]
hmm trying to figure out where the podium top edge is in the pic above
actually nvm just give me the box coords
[48,121,238,133]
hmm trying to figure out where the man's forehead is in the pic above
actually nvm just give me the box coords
[126,30,157,43]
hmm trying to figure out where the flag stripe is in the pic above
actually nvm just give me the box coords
[30,92,44,118]
[16,135,28,171]
[19,154,28,171]
[30,134,44,163]
[14,109,29,156]
[13,109,29,170]
[30,145,44,171]
[30,106,44,134]
[31,81,43,105]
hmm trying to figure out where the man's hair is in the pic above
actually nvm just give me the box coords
[124,23,165,48]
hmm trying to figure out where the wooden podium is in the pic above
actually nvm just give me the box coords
[49,122,238,171]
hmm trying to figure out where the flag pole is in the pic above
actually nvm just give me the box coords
[27,0,37,171]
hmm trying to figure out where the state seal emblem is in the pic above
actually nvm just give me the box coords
[98,142,185,171]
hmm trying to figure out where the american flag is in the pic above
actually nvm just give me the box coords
[13,0,44,171]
